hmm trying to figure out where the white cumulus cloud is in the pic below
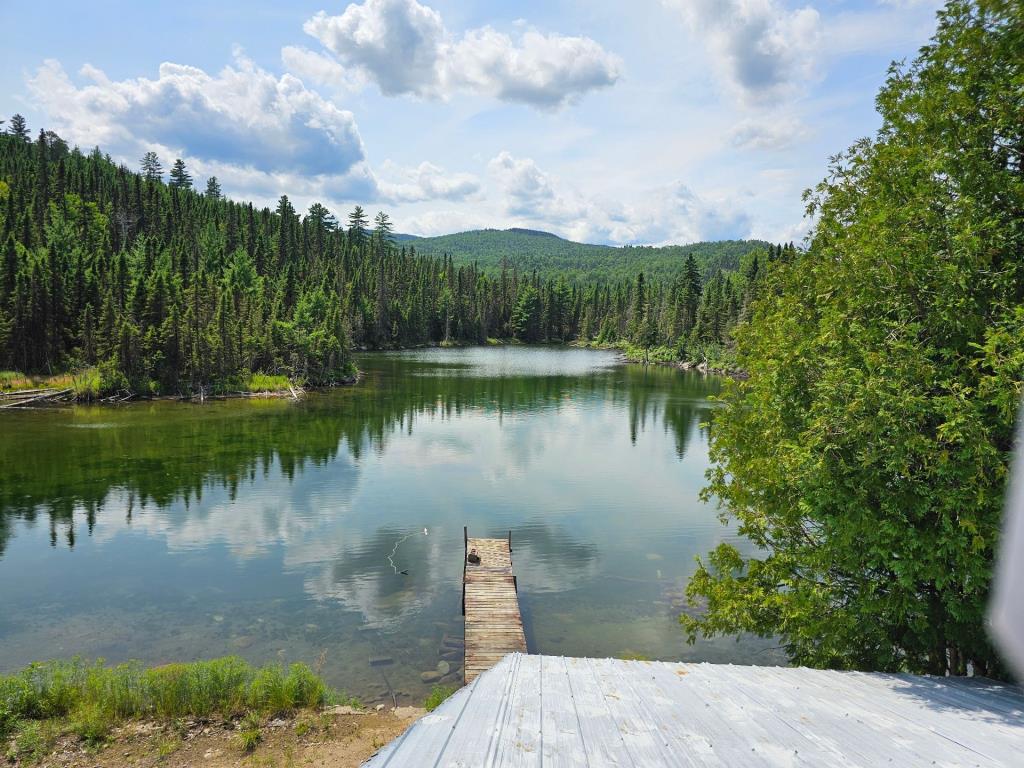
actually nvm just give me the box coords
[663,0,822,104]
[280,45,365,92]
[487,151,752,246]
[301,0,621,108]
[27,51,367,178]
[729,114,810,150]
[378,160,482,203]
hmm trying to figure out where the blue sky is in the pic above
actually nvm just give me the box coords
[0,0,944,245]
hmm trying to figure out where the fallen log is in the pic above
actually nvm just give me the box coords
[0,387,73,408]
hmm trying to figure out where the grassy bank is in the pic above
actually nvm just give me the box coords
[0,656,348,760]
[574,340,743,375]
[0,368,311,402]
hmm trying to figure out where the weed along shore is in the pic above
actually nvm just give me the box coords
[0,369,352,405]
[0,657,429,766]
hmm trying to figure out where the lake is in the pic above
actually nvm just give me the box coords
[0,346,781,704]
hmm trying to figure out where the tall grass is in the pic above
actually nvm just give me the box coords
[0,656,328,744]
[245,373,294,392]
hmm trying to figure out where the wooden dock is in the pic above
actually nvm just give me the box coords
[462,528,527,683]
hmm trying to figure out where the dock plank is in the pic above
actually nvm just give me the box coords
[464,533,527,683]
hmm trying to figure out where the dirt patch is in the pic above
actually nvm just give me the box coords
[7,706,422,768]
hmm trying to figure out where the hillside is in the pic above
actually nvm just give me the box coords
[396,228,768,283]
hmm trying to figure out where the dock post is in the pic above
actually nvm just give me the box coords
[461,526,468,616]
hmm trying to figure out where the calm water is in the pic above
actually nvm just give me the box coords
[0,347,781,704]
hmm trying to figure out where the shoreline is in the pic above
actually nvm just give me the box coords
[0,343,742,409]
[570,340,748,379]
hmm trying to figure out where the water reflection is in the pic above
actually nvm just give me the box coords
[0,347,776,702]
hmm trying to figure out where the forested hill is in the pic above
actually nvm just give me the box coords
[0,121,777,396]
[395,228,767,283]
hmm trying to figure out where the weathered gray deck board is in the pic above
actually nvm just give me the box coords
[364,654,1024,767]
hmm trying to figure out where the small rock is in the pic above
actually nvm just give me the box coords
[392,706,425,720]
[369,656,394,667]
[436,660,450,675]
[375,704,386,712]
[420,670,443,683]
[326,705,368,716]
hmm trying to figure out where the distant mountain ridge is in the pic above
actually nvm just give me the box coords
[393,228,769,283]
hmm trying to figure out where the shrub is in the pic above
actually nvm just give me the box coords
[235,712,262,753]
[71,367,102,400]
[424,685,456,712]
[0,656,327,730]
[246,373,293,392]
[71,702,112,746]
[97,359,129,394]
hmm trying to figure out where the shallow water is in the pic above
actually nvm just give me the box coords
[0,346,782,704]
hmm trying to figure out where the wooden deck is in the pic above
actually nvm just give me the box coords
[462,529,527,683]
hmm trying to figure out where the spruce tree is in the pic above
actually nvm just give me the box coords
[205,176,222,200]
[8,114,28,140]
[347,205,368,246]
[169,159,192,190]
[140,151,163,182]
[373,211,394,245]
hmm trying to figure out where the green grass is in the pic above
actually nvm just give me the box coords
[613,342,679,364]
[0,370,31,390]
[235,711,263,753]
[0,656,329,755]
[245,373,295,392]
[0,364,126,399]
[5,719,61,763]
[423,685,457,712]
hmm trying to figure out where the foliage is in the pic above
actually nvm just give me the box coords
[0,656,328,726]
[423,685,456,712]
[246,372,294,392]
[235,711,263,753]
[685,0,1023,678]
[0,125,775,388]
[6,719,61,763]
[398,228,767,284]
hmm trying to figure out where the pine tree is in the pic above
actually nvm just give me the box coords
[205,176,222,200]
[169,159,192,190]
[8,114,28,141]
[373,211,394,246]
[347,206,368,246]
[140,151,163,182]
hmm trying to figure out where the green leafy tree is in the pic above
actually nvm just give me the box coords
[684,0,1024,679]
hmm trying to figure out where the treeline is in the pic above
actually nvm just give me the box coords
[398,227,769,284]
[0,122,769,393]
